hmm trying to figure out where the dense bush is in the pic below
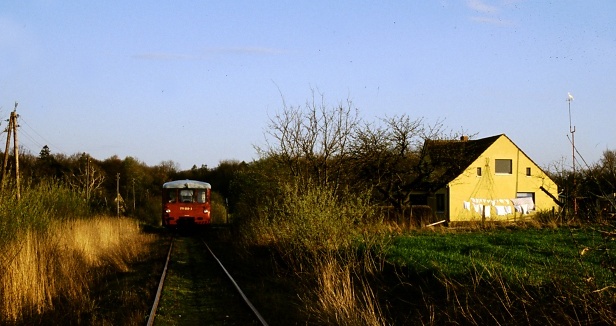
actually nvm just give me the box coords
[238,176,390,325]
[133,195,162,226]
[0,179,89,246]
[210,191,228,224]
[243,178,368,252]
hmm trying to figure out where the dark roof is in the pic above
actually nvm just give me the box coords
[415,134,503,191]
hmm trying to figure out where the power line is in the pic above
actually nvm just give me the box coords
[18,116,69,156]
[18,128,44,153]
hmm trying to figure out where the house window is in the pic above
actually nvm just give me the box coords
[495,159,512,174]
[477,167,482,176]
[526,167,531,176]
[436,194,445,213]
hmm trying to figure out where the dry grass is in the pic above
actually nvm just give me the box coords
[308,253,386,326]
[0,216,156,323]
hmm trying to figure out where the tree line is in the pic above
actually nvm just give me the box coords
[2,93,614,225]
[1,144,232,224]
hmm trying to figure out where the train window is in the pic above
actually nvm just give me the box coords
[196,190,206,203]
[167,190,177,203]
[180,189,194,203]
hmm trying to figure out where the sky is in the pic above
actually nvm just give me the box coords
[1,0,614,171]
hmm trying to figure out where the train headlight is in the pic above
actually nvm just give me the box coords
[165,209,171,213]
[203,209,209,214]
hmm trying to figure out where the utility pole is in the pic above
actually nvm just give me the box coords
[86,154,90,203]
[1,103,20,201]
[1,106,14,192]
[132,177,136,214]
[567,92,577,217]
[116,173,120,217]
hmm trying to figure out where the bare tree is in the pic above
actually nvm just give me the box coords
[349,115,460,215]
[259,90,469,219]
[260,89,360,191]
[65,154,105,201]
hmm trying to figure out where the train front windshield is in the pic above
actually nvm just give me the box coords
[180,189,193,202]
[165,189,207,203]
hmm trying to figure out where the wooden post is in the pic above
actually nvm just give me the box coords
[225,197,229,224]
[1,108,13,192]
[116,173,120,217]
[86,155,90,203]
[1,105,20,201]
[132,178,136,214]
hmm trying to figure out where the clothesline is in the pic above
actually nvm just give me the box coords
[463,197,535,216]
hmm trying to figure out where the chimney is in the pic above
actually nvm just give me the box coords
[460,135,469,142]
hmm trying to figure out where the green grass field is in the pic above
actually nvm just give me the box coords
[386,226,615,287]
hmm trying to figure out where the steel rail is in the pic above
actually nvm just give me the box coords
[146,237,174,326]
[201,239,269,326]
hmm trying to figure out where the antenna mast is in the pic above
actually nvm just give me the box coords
[567,92,577,217]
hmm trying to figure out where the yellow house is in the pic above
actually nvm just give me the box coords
[417,134,560,223]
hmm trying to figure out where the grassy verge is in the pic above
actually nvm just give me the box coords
[383,225,616,324]
[387,227,612,285]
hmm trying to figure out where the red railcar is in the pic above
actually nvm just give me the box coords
[162,180,211,227]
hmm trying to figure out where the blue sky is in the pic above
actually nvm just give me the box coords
[1,1,614,171]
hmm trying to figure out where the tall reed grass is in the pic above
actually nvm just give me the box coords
[307,252,386,326]
[0,216,155,323]
[0,179,156,323]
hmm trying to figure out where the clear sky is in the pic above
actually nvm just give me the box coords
[1,1,614,171]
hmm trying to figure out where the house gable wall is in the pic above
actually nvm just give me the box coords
[445,135,558,222]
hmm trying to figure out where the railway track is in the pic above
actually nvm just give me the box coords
[146,231,268,325]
